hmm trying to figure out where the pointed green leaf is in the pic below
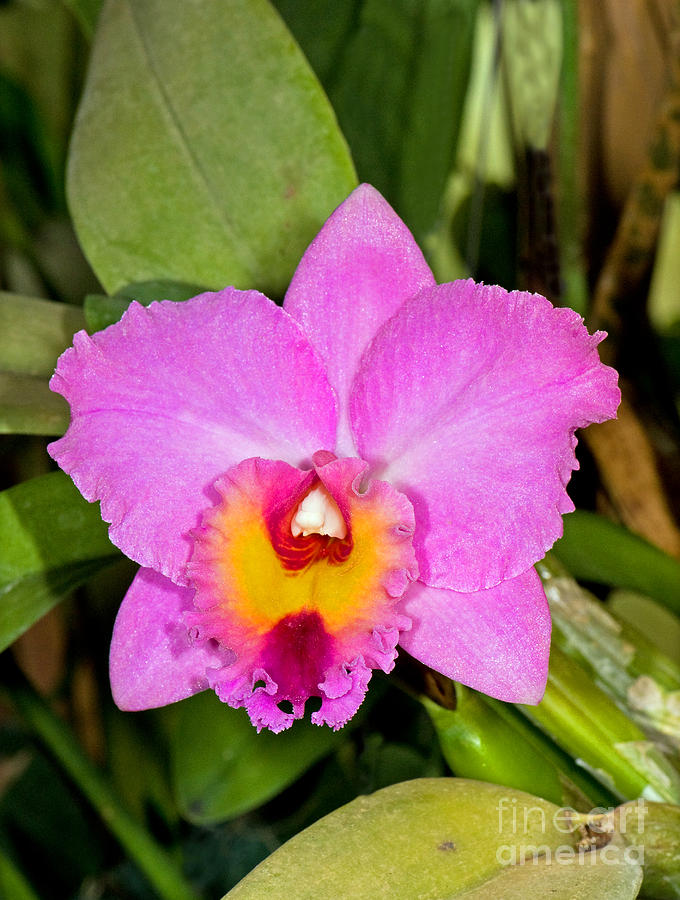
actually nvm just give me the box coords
[0,293,83,434]
[68,0,357,296]
[224,778,643,899]
[0,472,119,652]
[171,690,344,824]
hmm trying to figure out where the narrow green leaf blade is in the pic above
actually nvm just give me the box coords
[552,511,680,615]
[225,778,642,899]
[68,0,357,296]
[0,847,40,900]
[0,472,119,652]
[172,690,344,824]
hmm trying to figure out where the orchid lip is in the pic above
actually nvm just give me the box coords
[184,454,418,731]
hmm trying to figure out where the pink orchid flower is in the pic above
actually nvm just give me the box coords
[48,185,620,733]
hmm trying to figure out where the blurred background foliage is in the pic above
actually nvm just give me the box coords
[0,0,679,897]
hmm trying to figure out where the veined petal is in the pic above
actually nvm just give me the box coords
[48,290,337,584]
[398,568,550,704]
[110,567,232,711]
[186,455,418,732]
[284,184,435,455]
[351,281,620,593]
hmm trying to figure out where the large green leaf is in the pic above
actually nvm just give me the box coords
[61,0,103,38]
[0,472,119,652]
[171,690,345,824]
[276,0,478,240]
[225,778,643,899]
[67,0,357,296]
[84,279,208,332]
[553,511,680,615]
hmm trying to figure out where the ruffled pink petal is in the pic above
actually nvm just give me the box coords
[351,280,621,592]
[186,454,417,732]
[284,184,435,454]
[48,290,336,584]
[109,567,232,711]
[398,568,550,703]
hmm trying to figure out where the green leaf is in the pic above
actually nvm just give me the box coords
[0,2,78,191]
[61,0,103,38]
[552,511,680,616]
[0,293,84,377]
[0,472,119,653]
[0,293,84,435]
[0,372,69,436]
[609,590,680,669]
[0,847,39,900]
[84,280,207,332]
[276,0,478,239]
[67,0,357,296]
[106,707,178,828]
[615,801,680,900]
[171,690,344,824]
[224,778,643,899]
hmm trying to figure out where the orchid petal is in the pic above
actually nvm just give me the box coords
[48,290,336,584]
[110,567,232,711]
[351,281,620,592]
[284,184,434,454]
[398,568,550,704]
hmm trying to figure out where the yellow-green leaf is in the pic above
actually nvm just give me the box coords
[68,0,357,296]
[225,778,643,899]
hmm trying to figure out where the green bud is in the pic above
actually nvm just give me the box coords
[422,684,614,810]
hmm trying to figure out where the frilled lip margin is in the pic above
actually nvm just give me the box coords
[182,453,418,732]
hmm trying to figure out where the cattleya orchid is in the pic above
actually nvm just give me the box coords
[48,185,620,733]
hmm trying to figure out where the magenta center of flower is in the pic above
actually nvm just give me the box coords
[259,610,334,705]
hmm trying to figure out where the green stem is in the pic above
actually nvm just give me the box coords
[519,646,680,803]
[7,666,200,900]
